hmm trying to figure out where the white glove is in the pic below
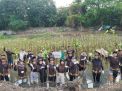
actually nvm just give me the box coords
[66,72,69,80]
[30,63,34,70]
[21,71,24,73]
[65,66,69,68]
[40,67,44,69]
[102,70,104,74]
[56,64,59,67]
[54,66,56,69]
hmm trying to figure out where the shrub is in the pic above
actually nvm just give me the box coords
[9,19,28,31]
[66,14,82,28]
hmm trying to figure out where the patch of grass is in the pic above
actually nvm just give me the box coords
[0,32,122,57]
[0,34,15,39]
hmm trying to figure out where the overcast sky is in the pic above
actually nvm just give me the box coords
[53,0,73,8]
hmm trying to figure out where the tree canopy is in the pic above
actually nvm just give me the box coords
[0,0,57,30]
[66,0,122,28]
[0,0,121,31]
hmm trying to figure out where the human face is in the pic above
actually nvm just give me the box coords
[33,61,36,64]
[94,52,100,59]
[39,61,43,64]
[61,61,64,65]
[50,60,54,65]
[20,61,23,65]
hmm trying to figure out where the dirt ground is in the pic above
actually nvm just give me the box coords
[0,82,122,91]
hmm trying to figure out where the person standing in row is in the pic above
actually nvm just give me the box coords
[108,51,119,83]
[38,58,47,83]
[1,56,9,81]
[69,60,79,81]
[0,59,3,80]
[79,52,87,77]
[117,50,122,80]
[29,59,38,84]
[92,52,104,84]
[56,60,68,86]
[17,61,26,80]
[47,57,56,82]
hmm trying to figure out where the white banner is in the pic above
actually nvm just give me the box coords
[52,51,61,58]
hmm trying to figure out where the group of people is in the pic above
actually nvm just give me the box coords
[0,46,122,87]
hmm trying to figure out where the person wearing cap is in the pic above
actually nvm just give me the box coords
[38,58,47,83]
[1,58,9,81]
[56,60,68,86]
[69,60,79,81]
[92,52,104,84]
[47,57,56,82]
[108,51,119,83]
[29,59,38,84]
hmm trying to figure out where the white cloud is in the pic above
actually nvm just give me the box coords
[53,0,73,8]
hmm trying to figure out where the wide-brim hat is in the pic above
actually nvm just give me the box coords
[95,48,108,57]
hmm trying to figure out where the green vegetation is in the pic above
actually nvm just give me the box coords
[0,0,121,31]
[0,32,122,56]
[66,0,122,27]
[0,0,57,30]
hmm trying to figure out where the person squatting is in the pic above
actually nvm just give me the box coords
[0,46,122,88]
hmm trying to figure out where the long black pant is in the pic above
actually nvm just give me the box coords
[120,66,122,79]
[93,72,101,83]
[48,76,56,82]
[39,73,47,83]
[112,70,118,83]
[0,75,9,81]
[69,75,76,81]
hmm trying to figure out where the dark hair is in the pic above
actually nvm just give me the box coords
[113,51,117,54]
